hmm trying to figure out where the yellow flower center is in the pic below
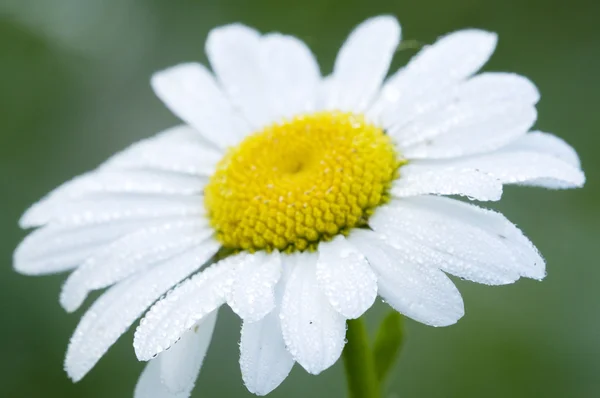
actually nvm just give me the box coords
[204,111,403,253]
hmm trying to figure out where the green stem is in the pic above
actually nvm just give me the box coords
[342,318,380,398]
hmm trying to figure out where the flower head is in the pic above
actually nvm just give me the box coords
[14,15,584,397]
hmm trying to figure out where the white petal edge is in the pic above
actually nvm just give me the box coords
[316,236,378,319]
[65,241,219,382]
[324,15,401,112]
[151,63,250,149]
[160,311,218,394]
[279,252,347,375]
[240,311,295,396]
[348,229,465,326]
[370,196,545,282]
[391,164,503,201]
[60,220,212,312]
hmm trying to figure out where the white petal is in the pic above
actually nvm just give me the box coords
[53,170,204,198]
[206,24,271,128]
[135,315,217,398]
[279,253,346,375]
[459,72,539,103]
[240,258,294,395]
[152,63,250,148]
[60,220,212,312]
[325,16,401,112]
[384,72,539,142]
[21,171,206,228]
[22,195,204,228]
[134,255,242,361]
[316,236,377,319]
[226,251,282,322]
[135,359,189,398]
[13,219,161,275]
[348,229,464,326]
[259,33,321,119]
[401,103,537,159]
[160,312,218,394]
[103,125,222,176]
[505,131,582,168]
[373,29,497,117]
[370,196,545,282]
[391,164,503,201]
[413,150,585,189]
[64,241,219,382]
[21,131,216,229]
[240,311,294,396]
[487,152,585,189]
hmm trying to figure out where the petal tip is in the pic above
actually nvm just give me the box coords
[64,352,86,383]
[206,23,260,49]
[59,287,86,313]
[19,208,40,229]
[354,15,402,44]
[440,28,498,55]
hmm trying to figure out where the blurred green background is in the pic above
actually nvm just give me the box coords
[1,0,598,397]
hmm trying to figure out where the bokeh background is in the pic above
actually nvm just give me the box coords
[1,0,599,397]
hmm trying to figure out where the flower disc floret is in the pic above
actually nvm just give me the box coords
[204,112,402,252]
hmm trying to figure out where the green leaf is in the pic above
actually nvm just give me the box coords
[373,311,405,382]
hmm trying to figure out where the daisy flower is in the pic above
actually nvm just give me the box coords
[14,15,584,398]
